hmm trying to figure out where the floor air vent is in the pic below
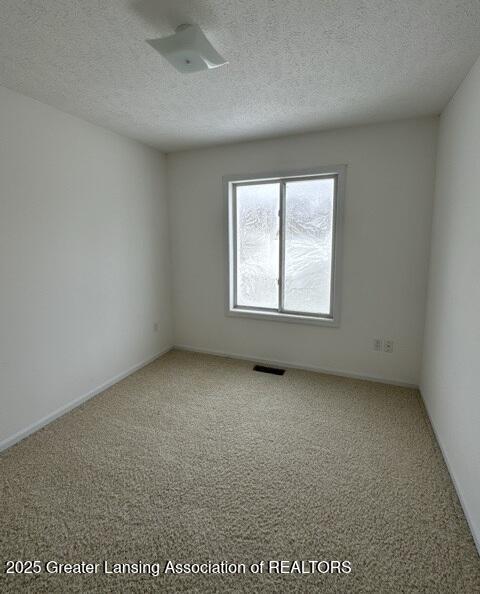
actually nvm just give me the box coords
[253,365,285,376]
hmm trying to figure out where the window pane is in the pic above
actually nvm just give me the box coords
[236,183,279,309]
[284,178,335,315]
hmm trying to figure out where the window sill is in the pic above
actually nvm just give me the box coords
[227,307,339,328]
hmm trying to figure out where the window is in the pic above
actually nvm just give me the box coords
[226,166,345,326]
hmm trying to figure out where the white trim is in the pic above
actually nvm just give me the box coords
[174,344,418,389]
[225,307,339,327]
[419,391,480,555]
[0,346,173,453]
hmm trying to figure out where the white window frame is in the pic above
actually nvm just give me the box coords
[225,165,346,327]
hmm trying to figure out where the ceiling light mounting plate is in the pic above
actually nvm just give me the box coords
[147,24,227,74]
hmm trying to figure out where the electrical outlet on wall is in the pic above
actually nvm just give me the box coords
[373,338,383,351]
[384,340,394,353]
[153,322,159,332]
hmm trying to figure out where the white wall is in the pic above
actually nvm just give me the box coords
[168,118,437,386]
[0,85,172,448]
[421,56,480,551]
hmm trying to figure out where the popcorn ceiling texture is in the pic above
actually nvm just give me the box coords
[1,350,479,593]
[0,1,480,150]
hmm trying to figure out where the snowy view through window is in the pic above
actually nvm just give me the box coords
[235,177,334,316]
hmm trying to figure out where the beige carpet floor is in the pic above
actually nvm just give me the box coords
[1,350,479,593]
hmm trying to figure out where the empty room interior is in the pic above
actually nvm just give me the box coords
[1,1,480,592]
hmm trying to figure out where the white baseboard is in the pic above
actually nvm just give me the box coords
[173,344,418,389]
[0,345,173,453]
[419,392,480,555]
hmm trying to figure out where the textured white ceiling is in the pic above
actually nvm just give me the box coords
[1,1,480,151]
